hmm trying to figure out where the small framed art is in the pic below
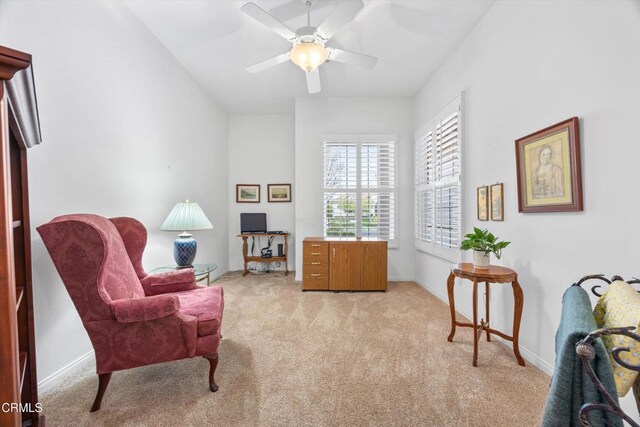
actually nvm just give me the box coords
[236,184,260,203]
[515,117,583,213]
[267,184,291,202]
[477,186,489,221]
[490,183,504,221]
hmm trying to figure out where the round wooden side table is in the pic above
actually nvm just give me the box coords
[446,263,525,367]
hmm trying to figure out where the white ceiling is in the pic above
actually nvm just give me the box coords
[125,0,494,114]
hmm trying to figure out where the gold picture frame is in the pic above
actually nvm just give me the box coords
[477,186,489,221]
[490,183,504,221]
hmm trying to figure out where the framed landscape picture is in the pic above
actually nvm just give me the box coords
[477,186,489,221]
[267,184,291,202]
[515,117,583,213]
[490,183,504,221]
[236,184,260,203]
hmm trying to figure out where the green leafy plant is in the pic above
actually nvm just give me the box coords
[460,228,511,259]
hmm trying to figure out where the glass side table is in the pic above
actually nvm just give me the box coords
[150,263,217,286]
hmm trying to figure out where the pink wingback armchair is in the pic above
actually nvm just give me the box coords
[37,214,224,411]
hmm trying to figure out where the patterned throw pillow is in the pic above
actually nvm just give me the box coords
[593,280,640,396]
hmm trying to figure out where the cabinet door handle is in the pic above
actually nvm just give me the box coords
[333,247,336,257]
[310,274,321,277]
[311,262,321,265]
[311,244,321,247]
[311,252,320,255]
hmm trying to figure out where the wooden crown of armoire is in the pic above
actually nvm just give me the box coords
[0,45,43,426]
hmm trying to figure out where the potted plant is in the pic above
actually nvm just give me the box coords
[460,228,510,269]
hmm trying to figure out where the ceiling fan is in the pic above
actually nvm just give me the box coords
[242,0,378,94]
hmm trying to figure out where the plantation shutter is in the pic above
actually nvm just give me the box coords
[414,95,462,259]
[415,129,434,243]
[435,184,460,249]
[324,140,358,238]
[323,135,397,245]
[361,139,395,240]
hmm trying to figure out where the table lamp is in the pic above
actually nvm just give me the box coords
[161,199,213,267]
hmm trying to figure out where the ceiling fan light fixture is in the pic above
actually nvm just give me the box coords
[290,42,327,72]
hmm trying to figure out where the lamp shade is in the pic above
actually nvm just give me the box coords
[161,200,213,232]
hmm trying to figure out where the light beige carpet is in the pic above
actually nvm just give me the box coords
[42,272,550,426]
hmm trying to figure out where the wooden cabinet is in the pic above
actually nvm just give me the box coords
[362,241,388,291]
[302,240,329,290]
[302,238,387,291]
[330,242,363,291]
[0,46,42,427]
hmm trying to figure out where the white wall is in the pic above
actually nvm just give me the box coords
[228,114,295,271]
[294,98,414,282]
[0,0,229,383]
[413,0,640,417]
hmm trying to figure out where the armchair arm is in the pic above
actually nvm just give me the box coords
[141,269,198,296]
[110,294,180,323]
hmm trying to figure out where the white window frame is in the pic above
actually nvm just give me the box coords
[322,133,398,248]
[414,94,464,261]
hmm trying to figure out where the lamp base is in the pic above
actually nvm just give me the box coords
[174,234,197,267]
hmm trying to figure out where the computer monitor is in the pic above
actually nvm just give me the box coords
[240,213,267,233]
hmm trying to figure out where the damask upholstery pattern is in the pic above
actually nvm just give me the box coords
[174,286,224,337]
[37,214,224,375]
[110,216,148,279]
[110,293,180,323]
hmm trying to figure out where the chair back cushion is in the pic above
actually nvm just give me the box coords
[37,214,145,322]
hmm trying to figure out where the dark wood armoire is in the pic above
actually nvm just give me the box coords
[0,45,42,426]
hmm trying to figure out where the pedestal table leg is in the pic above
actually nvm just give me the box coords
[447,273,456,342]
[485,282,491,342]
[472,278,479,367]
[512,279,525,366]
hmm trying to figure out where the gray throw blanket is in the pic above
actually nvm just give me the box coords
[542,286,621,426]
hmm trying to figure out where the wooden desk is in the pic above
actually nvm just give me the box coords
[237,233,289,276]
[446,263,525,367]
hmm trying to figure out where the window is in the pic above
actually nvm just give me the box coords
[414,95,462,260]
[323,134,397,247]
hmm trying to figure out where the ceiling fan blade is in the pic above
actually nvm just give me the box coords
[306,69,321,94]
[241,2,298,42]
[314,0,364,42]
[247,52,291,73]
[327,48,378,69]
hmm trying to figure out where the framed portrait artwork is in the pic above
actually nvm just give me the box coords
[267,184,291,202]
[515,117,583,213]
[477,186,489,221]
[490,183,504,221]
[236,184,260,203]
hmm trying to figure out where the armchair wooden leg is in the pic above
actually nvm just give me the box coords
[90,372,112,412]
[204,353,219,392]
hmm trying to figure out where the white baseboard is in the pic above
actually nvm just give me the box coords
[514,341,554,375]
[413,278,554,376]
[38,350,95,393]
